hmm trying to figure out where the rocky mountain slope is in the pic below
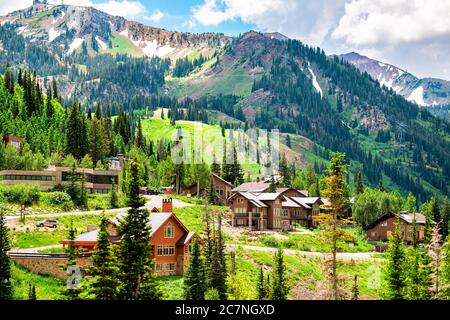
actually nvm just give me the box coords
[339,52,450,107]
[0,3,228,59]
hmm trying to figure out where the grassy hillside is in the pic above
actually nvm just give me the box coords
[141,114,316,178]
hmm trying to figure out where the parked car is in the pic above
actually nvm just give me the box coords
[36,219,59,228]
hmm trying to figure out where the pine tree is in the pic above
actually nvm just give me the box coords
[377,179,385,192]
[66,100,88,160]
[270,247,288,300]
[320,152,348,300]
[424,206,433,245]
[257,267,265,300]
[184,240,206,300]
[279,154,291,187]
[211,152,221,175]
[441,197,449,240]
[117,161,162,300]
[430,196,441,225]
[383,218,406,300]
[79,171,87,209]
[95,104,102,120]
[109,179,119,208]
[0,209,13,300]
[351,275,359,300]
[355,171,364,195]
[89,116,108,164]
[268,175,277,192]
[4,67,14,95]
[85,217,120,299]
[62,218,81,300]
[136,118,144,149]
[52,77,58,101]
[28,283,37,300]
[207,178,217,205]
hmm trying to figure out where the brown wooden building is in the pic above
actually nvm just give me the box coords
[228,187,320,230]
[61,198,195,276]
[183,173,233,204]
[364,212,427,242]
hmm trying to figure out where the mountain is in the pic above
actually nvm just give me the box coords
[0,3,228,59]
[0,4,449,200]
[339,52,450,107]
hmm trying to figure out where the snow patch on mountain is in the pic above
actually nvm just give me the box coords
[67,38,84,55]
[308,62,323,97]
[95,36,107,51]
[408,86,426,106]
[48,27,61,42]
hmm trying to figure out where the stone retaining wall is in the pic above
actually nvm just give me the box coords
[10,253,91,280]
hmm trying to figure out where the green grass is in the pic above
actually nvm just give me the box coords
[173,205,229,234]
[11,263,65,300]
[11,213,116,249]
[108,33,143,56]
[159,276,185,300]
[236,226,374,253]
[171,194,204,205]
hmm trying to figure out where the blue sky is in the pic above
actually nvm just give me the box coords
[2,0,450,80]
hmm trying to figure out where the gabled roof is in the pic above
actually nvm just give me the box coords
[276,187,308,197]
[291,197,322,209]
[232,181,270,192]
[212,173,233,187]
[281,196,302,208]
[364,212,429,230]
[229,191,268,208]
[177,232,196,245]
[256,192,283,201]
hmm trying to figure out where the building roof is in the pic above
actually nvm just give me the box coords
[232,181,270,193]
[290,197,322,209]
[111,212,174,236]
[364,212,428,230]
[177,232,196,246]
[229,192,269,208]
[281,196,302,208]
[399,212,427,224]
[212,173,233,187]
[255,192,283,201]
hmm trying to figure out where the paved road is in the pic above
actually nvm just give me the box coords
[5,195,192,223]
[226,244,381,262]
[10,244,63,254]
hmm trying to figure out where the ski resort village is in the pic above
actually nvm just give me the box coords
[0,1,449,302]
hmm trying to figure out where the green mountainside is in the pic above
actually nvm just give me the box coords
[0,5,448,201]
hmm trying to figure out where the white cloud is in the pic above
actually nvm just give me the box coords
[332,0,450,46]
[190,0,345,47]
[94,0,145,18]
[0,0,32,15]
[143,9,164,23]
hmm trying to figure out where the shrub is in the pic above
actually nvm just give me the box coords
[259,236,280,248]
[43,192,72,205]
[1,184,40,205]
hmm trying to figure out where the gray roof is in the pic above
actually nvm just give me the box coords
[399,212,426,224]
[234,192,268,208]
[110,212,173,236]
[232,181,270,192]
[177,232,196,245]
[281,196,302,208]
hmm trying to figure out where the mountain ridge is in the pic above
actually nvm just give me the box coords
[339,52,450,107]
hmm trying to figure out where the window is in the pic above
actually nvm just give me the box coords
[380,221,388,227]
[166,263,175,271]
[157,245,175,256]
[282,209,289,217]
[185,244,192,254]
[164,222,175,238]
[155,264,163,271]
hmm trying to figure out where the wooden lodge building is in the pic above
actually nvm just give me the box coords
[183,173,233,204]
[61,197,196,276]
[228,185,323,230]
[364,211,427,242]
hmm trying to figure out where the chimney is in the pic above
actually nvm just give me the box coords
[117,154,124,169]
[162,197,173,213]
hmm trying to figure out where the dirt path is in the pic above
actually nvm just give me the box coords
[9,244,63,254]
[226,244,381,262]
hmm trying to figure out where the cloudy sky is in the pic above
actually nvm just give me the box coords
[2,0,450,80]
